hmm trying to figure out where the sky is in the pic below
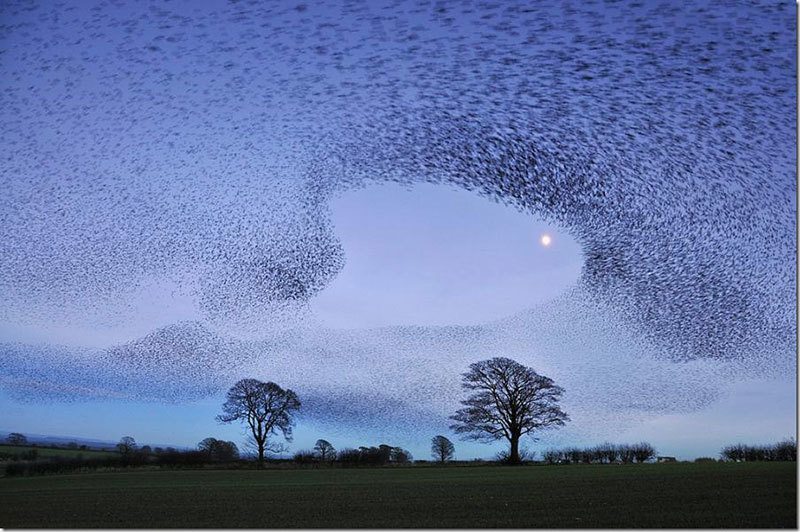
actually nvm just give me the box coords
[1,183,795,460]
[0,0,795,462]
[2,181,586,458]
[311,183,583,329]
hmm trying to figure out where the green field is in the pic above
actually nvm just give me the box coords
[0,462,795,528]
[0,444,115,459]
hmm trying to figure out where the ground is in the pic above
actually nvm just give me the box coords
[0,462,795,528]
[0,444,115,461]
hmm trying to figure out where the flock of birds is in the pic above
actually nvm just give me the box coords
[0,0,795,441]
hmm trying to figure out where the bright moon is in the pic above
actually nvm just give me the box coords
[540,234,552,247]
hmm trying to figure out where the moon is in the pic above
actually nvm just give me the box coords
[540,234,552,247]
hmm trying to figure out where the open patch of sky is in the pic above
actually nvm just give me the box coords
[311,183,583,329]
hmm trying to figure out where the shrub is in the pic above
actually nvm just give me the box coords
[542,449,561,464]
[337,448,362,464]
[155,450,207,467]
[721,439,796,462]
[292,450,317,464]
[540,442,656,465]
[495,447,534,464]
[20,449,39,461]
[335,444,412,466]
[4,456,125,477]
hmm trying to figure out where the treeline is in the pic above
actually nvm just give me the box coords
[720,439,796,462]
[293,441,413,466]
[542,442,656,464]
[4,449,239,477]
[0,448,40,462]
[5,436,241,477]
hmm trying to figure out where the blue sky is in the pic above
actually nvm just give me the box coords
[312,183,583,329]
[1,183,794,460]
[0,0,795,462]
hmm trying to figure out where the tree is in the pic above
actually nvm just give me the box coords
[293,450,317,463]
[566,447,583,464]
[357,445,393,465]
[198,437,240,462]
[198,437,220,457]
[314,439,336,461]
[542,449,561,464]
[6,433,27,445]
[773,438,797,461]
[618,444,635,464]
[632,442,656,463]
[116,436,137,456]
[391,447,412,463]
[337,448,361,463]
[449,357,569,464]
[431,435,455,463]
[216,378,300,466]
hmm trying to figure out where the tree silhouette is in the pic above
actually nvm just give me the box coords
[450,357,569,464]
[431,435,455,463]
[6,433,27,445]
[116,436,137,456]
[198,437,239,461]
[314,439,336,461]
[217,378,300,466]
[632,442,656,463]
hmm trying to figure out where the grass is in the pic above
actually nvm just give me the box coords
[0,462,795,528]
[0,444,116,459]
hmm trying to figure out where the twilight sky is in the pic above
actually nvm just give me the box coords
[1,182,794,460]
[0,0,795,461]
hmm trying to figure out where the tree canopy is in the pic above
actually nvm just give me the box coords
[217,378,300,465]
[198,437,240,462]
[450,357,569,464]
[314,439,336,461]
[6,433,27,445]
[116,436,137,456]
[431,435,455,463]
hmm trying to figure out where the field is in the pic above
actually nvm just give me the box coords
[0,444,115,459]
[0,462,795,528]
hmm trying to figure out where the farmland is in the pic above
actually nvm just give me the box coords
[0,462,795,528]
[0,444,116,460]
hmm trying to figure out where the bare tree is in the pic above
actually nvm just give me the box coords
[314,439,336,461]
[449,357,569,464]
[566,447,583,464]
[596,442,618,464]
[116,436,137,456]
[542,449,561,464]
[618,444,635,464]
[632,442,656,463]
[431,435,455,463]
[6,432,27,445]
[216,378,300,466]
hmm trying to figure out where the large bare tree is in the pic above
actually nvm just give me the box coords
[449,357,569,464]
[217,378,300,466]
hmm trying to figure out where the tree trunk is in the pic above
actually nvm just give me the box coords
[256,420,264,467]
[509,435,521,465]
